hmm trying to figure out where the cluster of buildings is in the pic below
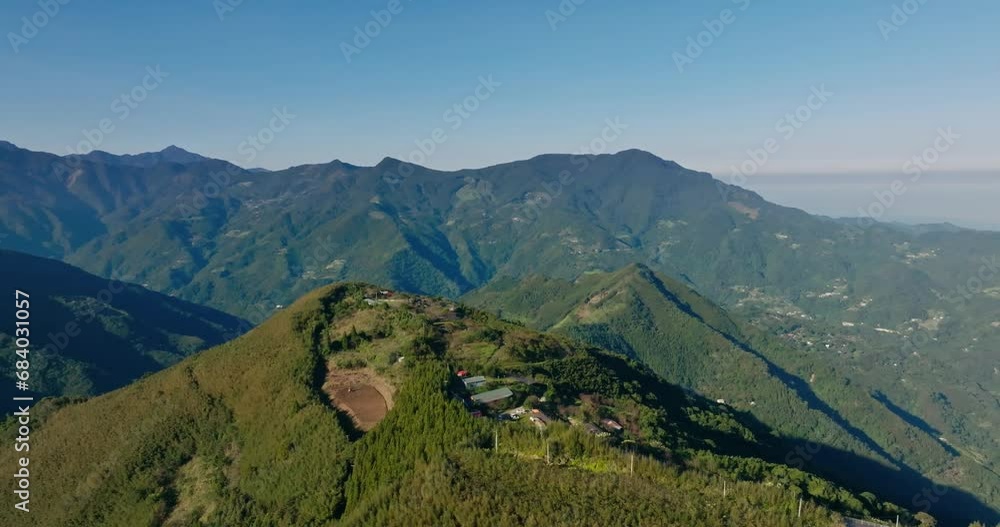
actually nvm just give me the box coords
[458,370,515,408]
[456,369,626,438]
[363,290,396,306]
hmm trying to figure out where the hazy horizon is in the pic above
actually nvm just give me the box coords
[742,172,1000,231]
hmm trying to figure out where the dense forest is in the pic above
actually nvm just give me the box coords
[4,142,1000,525]
[0,250,247,400]
[0,283,944,526]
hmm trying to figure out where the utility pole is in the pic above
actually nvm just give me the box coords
[723,480,727,498]
[797,497,803,519]
[630,451,634,477]
[494,429,498,452]
[895,515,899,527]
[545,440,550,465]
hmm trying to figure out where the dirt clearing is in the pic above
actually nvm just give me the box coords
[322,367,394,432]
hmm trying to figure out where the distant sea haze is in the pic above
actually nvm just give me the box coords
[741,172,1000,231]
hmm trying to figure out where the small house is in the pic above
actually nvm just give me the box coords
[584,423,610,437]
[529,410,553,429]
[509,406,527,418]
[462,375,487,389]
[470,387,513,404]
[601,418,623,432]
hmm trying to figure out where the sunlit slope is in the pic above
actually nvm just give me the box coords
[0,283,912,526]
[464,265,1000,526]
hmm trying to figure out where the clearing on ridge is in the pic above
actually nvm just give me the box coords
[322,367,394,432]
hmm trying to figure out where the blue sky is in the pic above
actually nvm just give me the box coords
[2,0,998,176]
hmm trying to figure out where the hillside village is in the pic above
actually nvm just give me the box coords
[331,288,641,441]
[453,369,625,438]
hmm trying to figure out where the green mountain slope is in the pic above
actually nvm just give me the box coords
[2,141,998,523]
[4,142,998,333]
[0,284,918,526]
[463,265,1000,526]
[0,250,248,399]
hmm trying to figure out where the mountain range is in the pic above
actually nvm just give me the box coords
[1,141,998,525]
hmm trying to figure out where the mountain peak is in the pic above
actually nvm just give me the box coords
[614,148,660,159]
[610,148,687,170]
[160,144,189,154]
[61,144,212,168]
[375,156,408,169]
[154,144,208,163]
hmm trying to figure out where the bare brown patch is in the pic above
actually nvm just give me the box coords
[322,367,395,432]
[573,290,607,320]
[727,201,760,220]
[574,304,595,320]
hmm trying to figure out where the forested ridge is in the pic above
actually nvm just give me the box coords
[5,142,1000,524]
[463,266,1000,526]
[0,250,247,401]
[0,283,935,526]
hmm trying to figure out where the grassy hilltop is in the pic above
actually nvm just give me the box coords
[0,283,914,526]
